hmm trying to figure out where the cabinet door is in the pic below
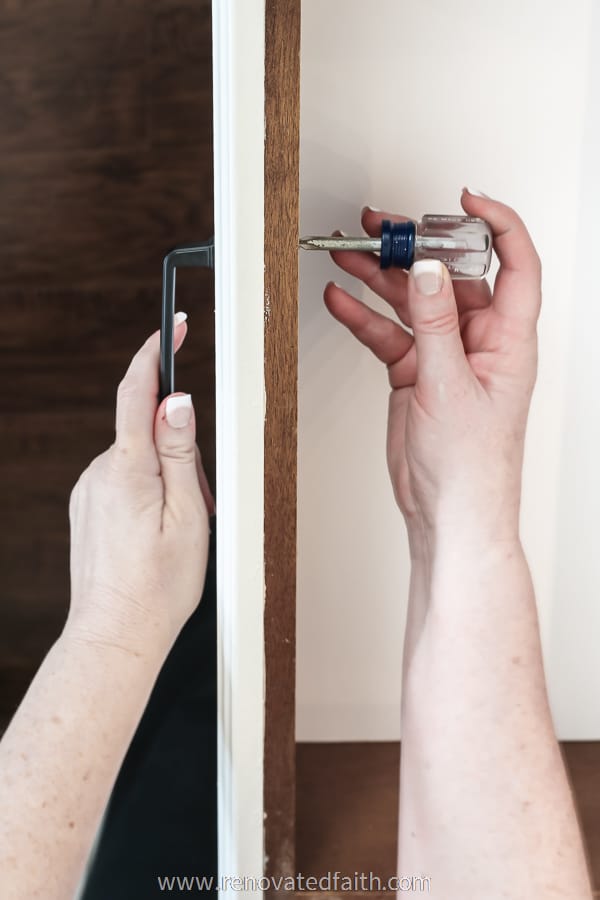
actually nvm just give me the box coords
[213,0,300,891]
[212,0,267,887]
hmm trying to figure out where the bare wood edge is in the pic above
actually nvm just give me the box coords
[263,0,301,883]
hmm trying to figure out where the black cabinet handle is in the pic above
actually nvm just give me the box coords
[159,238,215,401]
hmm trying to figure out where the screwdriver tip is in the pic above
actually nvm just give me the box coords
[299,235,381,252]
[298,237,319,250]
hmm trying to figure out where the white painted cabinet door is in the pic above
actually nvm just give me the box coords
[212,1,265,893]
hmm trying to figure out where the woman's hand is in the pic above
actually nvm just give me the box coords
[324,188,542,549]
[66,315,215,658]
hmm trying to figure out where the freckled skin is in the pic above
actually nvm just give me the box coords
[0,321,213,900]
[325,192,593,899]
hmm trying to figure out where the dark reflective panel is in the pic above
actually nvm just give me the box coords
[0,1,217,896]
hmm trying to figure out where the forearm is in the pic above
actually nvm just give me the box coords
[0,623,169,899]
[398,531,593,899]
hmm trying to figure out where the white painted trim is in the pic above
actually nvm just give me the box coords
[212,1,265,896]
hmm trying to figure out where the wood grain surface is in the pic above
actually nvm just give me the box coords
[263,0,302,883]
[0,0,215,733]
[296,741,600,893]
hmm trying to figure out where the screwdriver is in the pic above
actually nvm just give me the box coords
[299,214,492,279]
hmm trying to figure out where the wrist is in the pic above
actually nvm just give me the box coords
[404,510,432,565]
[420,493,521,558]
[429,515,521,561]
[61,608,174,668]
[405,519,521,570]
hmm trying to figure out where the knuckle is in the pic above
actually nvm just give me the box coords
[363,266,387,297]
[90,448,111,471]
[417,307,459,336]
[164,496,208,541]
[69,453,105,514]
[75,449,111,490]
[160,443,196,465]
[68,482,79,515]
[117,376,139,402]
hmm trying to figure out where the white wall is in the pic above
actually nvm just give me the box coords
[296,0,598,741]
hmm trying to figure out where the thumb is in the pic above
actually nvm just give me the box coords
[407,259,470,392]
[154,392,204,513]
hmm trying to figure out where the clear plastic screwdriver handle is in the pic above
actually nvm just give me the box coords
[414,215,492,278]
[299,214,493,279]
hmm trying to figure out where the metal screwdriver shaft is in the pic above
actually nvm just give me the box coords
[299,219,416,270]
[299,235,381,252]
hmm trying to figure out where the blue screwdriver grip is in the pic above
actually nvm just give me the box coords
[380,219,416,270]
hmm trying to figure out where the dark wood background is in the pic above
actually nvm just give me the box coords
[0,0,215,734]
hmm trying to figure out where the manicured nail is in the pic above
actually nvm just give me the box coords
[463,187,491,199]
[166,393,192,428]
[174,311,188,327]
[412,259,443,296]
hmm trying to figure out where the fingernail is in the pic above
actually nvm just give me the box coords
[362,204,381,215]
[166,393,192,428]
[174,311,188,327]
[412,259,443,296]
[463,187,491,199]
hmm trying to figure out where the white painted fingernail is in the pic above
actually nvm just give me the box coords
[412,259,443,295]
[174,311,188,327]
[464,187,492,199]
[166,393,193,428]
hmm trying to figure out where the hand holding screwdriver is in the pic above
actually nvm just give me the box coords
[322,187,541,546]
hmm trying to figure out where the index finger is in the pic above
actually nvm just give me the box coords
[460,188,542,333]
[114,317,188,462]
